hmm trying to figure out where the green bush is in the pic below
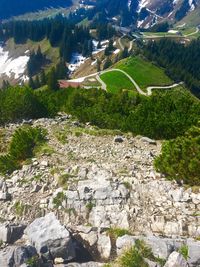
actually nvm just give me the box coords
[0,85,199,141]
[0,126,46,174]
[179,245,189,260]
[107,228,131,239]
[0,86,47,124]
[118,241,149,267]
[154,125,200,185]
[118,240,165,267]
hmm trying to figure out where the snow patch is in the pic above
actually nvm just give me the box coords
[138,0,149,12]
[0,46,29,80]
[68,53,87,73]
[113,48,120,54]
[92,40,108,55]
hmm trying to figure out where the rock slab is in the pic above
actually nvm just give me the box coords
[24,212,76,261]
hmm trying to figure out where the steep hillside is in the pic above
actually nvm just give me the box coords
[0,0,72,19]
[84,0,199,28]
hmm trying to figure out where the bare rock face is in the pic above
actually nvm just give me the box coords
[164,251,188,267]
[0,179,11,201]
[0,223,25,244]
[116,235,200,266]
[24,213,76,261]
[0,245,38,267]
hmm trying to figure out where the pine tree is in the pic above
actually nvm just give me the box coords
[34,75,41,89]
[97,41,101,49]
[2,80,9,90]
[28,77,35,89]
[40,69,46,86]
[47,67,59,91]
[103,57,112,70]
[97,59,101,72]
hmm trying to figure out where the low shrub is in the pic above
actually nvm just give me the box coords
[154,125,200,185]
[0,126,46,174]
[107,228,131,239]
[118,240,165,267]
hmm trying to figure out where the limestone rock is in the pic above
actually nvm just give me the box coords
[0,224,25,244]
[164,251,188,267]
[24,213,76,261]
[140,137,157,145]
[97,233,111,260]
[0,245,38,267]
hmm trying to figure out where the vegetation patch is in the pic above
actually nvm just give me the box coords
[155,125,200,186]
[118,240,165,267]
[0,126,46,174]
[100,71,135,93]
[115,56,172,89]
[14,200,30,217]
[53,191,66,208]
[107,228,131,239]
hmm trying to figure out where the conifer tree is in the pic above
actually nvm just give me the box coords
[47,67,59,91]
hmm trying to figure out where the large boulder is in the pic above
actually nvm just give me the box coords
[164,251,188,267]
[24,213,76,261]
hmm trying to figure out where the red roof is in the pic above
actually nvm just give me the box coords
[59,80,82,89]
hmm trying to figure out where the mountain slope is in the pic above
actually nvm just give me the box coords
[88,0,199,28]
[0,0,72,19]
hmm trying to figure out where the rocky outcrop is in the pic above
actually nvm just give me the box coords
[0,115,200,266]
[0,245,38,267]
[164,252,188,267]
[0,223,25,243]
[116,235,200,266]
[0,179,11,201]
[24,213,76,261]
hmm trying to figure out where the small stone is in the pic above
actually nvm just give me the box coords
[114,136,124,143]
[0,192,11,201]
[31,184,42,193]
[54,257,64,264]
[40,160,48,167]
[140,137,157,145]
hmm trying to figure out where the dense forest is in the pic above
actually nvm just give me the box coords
[0,0,72,19]
[0,16,115,64]
[144,38,200,98]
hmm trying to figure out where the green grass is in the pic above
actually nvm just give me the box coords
[142,32,177,37]
[100,71,135,93]
[115,56,172,90]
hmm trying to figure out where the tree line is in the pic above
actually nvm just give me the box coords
[144,38,200,98]
[0,85,199,141]
[0,16,115,63]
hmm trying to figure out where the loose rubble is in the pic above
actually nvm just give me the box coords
[0,114,200,266]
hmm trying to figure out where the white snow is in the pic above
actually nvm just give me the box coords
[137,19,145,28]
[92,39,108,55]
[68,53,87,73]
[69,72,98,83]
[91,59,97,66]
[189,0,195,11]
[168,30,179,34]
[0,46,29,80]
[138,0,149,12]
[113,48,120,54]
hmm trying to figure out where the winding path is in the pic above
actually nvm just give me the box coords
[184,27,199,37]
[98,68,182,96]
[69,68,181,96]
